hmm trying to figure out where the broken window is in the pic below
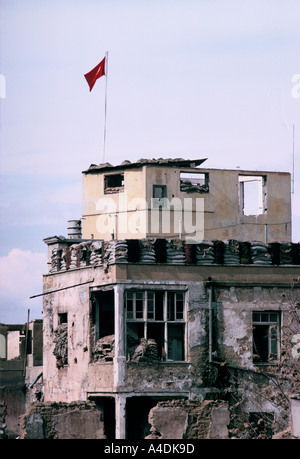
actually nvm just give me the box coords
[180,172,209,193]
[239,175,267,215]
[91,290,115,362]
[53,314,68,367]
[58,313,68,325]
[104,173,124,194]
[252,312,280,363]
[125,290,185,362]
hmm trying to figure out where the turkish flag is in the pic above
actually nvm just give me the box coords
[84,57,106,91]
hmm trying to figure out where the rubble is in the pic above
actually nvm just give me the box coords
[92,335,115,362]
[53,323,68,368]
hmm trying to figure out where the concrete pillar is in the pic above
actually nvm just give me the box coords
[115,394,126,439]
[113,285,126,389]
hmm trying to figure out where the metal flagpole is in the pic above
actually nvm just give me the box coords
[103,51,108,163]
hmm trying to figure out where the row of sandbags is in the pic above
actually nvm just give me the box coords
[50,238,300,271]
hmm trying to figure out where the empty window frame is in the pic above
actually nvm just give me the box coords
[58,312,68,325]
[180,172,209,193]
[125,290,185,361]
[104,173,124,194]
[239,175,267,215]
[252,312,280,363]
[91,290,115,342]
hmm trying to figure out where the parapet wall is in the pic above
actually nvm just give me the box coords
[47,238,300,274]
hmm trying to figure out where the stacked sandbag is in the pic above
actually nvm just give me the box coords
[166,239,186,264]
[106,240,128,263]
[77,242,90,267]
[89,240,103,265]
[131,338,158,363]
[146,339,159,362]
[139,239,156,263]
[196,241,215,265]
[50,248,62,273]
[279,242,293,265]
[223,240,240,265]
[60,247,71,270]
[250,241,272,265]
[69,244,79,269]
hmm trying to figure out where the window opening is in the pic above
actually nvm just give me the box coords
[104,173,124,194]
[92,290,114,341]
[125,290,185,361]
[152,185,167,209]
[54,314,68,367]
[58,313,68,325]
[91,290,115,362]
[239,175,266,215]
[90,397,115,439]
[180,172,209,193]
[252,312,280,363]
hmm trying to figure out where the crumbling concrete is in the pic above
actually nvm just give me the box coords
[290,396,300,438]
[19,401,105,439]
[146,400,230,439]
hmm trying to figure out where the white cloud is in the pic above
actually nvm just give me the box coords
[0,248,47,324]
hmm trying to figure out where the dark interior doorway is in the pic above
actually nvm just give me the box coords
[126,397,158,439]
[91,396,116,439]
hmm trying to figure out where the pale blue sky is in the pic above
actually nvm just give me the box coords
[0,0,299,323]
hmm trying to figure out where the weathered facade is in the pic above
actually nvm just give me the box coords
[40,235,300,438]
[9,158,300,439]
[82,158,291,243]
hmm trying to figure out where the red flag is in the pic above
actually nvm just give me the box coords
[84,57,106,91]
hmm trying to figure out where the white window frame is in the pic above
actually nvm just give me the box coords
[125,289,187,362]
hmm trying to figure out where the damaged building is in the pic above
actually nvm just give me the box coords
[6,158,300,439]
